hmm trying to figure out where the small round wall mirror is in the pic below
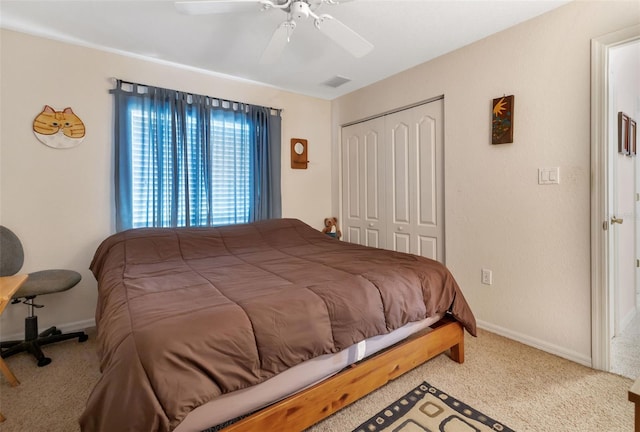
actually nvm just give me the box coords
[294,142,305,155]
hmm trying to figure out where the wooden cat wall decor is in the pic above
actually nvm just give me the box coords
[32,105,86,149]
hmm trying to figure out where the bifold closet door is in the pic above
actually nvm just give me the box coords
[341,117,386,248]
[385,100,443,261]
[341,98,444,262]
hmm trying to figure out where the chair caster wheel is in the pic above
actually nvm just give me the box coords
[37,357,52,367]
[79,334,88,343]
[53,329,62,336]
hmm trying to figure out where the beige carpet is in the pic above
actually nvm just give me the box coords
[0,327,634,432]
[0,327,100,432]
[612,312,640,380]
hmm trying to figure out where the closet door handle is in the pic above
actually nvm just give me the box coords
[368,223,374,227]
[611,216,623,224]
[397,226,404,231]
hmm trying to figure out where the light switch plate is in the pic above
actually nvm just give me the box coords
[481,269,492,285]
[538,167,560,185]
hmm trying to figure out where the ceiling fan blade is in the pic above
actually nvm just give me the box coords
[315,14,373,58]
[175,0,261,15]
[260,21,296,64]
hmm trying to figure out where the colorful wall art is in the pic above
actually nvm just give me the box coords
[492,95,514,145]
[33,105,86,149]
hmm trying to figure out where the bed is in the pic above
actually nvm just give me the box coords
[80,218,476,432]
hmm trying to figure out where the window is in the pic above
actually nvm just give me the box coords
[112,81,282,232]
[129,107,250,228]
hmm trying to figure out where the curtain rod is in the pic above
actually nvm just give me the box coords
[109,77,283,114]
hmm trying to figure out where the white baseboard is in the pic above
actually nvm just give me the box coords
[476,319,592,367]
[1,317,96,342]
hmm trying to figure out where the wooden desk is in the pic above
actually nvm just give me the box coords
[0,274,27,422]
[630,377,640,432]
[0,274,27,308]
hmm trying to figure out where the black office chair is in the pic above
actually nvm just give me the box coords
[0,226,88,367]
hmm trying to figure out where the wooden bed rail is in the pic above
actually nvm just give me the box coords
[222,316,464,432]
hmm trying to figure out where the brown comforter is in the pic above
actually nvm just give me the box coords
[80,218,476,432]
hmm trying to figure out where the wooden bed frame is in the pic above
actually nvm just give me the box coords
[221,315,464,431]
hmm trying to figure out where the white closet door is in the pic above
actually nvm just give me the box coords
[341,117,386,248]
[385,100,443,261]
[341,98,444,262]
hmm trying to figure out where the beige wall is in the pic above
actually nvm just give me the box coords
[331,1,640,365]
[0,29,331,337]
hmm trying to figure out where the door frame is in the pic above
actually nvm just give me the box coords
[590,24,640,371]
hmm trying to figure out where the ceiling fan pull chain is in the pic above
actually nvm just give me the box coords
[286,19,296,42]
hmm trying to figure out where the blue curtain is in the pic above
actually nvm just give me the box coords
[248,105,282,221]
[111,80,282,231]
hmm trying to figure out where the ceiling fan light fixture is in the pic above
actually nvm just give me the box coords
[290,1,311,20]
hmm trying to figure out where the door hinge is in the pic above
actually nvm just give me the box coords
[637,259,639,268]
[603,220,609,231]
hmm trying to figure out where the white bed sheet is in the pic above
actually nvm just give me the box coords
[174,313,444,432]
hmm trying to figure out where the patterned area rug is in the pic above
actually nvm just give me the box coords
[352,381,515,432]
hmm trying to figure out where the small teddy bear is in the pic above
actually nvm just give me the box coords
[322,217,342,239]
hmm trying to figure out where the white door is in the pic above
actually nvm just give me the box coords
[341,98,444,262]
[341,117,386,248]
[609,42,639,338]
[385,100,444,261]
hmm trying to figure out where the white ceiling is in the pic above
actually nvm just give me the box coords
[0,0,570,100]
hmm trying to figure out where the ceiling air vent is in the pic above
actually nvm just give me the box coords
[323,75,351,88]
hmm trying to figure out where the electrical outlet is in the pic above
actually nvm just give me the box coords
[481,269,493,285]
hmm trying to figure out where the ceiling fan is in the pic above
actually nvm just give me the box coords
[175,0,374,64]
